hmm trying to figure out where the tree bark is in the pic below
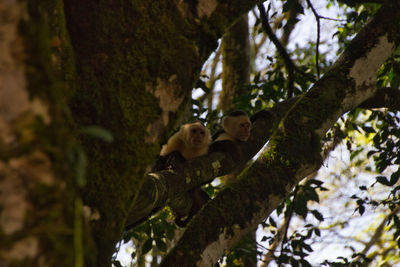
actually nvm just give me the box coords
[1,0,263,266]
[219,14,251,112]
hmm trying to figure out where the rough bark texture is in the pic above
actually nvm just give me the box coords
[219,14,251,112]
[0,1,80,266]
[0,0,262,266]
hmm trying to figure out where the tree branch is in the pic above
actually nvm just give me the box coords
[257,3,296,98]
[337,0,384,7]
[352,206,400,264]
[305,0,321,78]
[359,87,400,110]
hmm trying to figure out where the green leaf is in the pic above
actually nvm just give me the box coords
[314,228,321,237]
[294,197,308,218]
[390,170,400,185]
[142,239,153,254]
[393,215,400,228]
[155,238,167,252]
[362,126,375,134]
[81,125,114,142]
[112,260,123,267]
[269,217,277,228]
[302,243,313,252]
[304,190,320,203]
[376,176,391,186]
[358,205,365,215]
[311,210,324,221]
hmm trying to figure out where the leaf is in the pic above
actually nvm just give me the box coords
[367,150,378,158]
[142,239,153,254]
[112,260,123,267]
[155,238,167,252]
[306,179,323,187]
[269,217,277,228]
[362,126,375,134]
[300,259,312,267]
[302,243,314,252]
[311,210,324,222]
[81,125,114,142]
[376,176,391,186]
[314,228,321,237]
[359,186,367,191]
[254,72,261,83]
[390,170,400,185]
[304,190,320,203]
[393,215,400,228]
[294,197,308,218]
[393,230,400,240]
[350,148,362,161]
[358,205,365,215]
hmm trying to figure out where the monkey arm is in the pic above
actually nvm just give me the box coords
[151,150,186,172]
[174,188,211,227]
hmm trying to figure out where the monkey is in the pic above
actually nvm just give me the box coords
[213,110,251,142]
[160,121,210,160]
[151,121,212,227]
[209,110,252,184]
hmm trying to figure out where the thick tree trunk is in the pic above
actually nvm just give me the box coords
[0,0,262,266]
[219,14,251,112]
[0,1,78,266]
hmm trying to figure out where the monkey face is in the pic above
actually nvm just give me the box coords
[234,116,251,141]
[224,115,251,142]
[188,124,207,147]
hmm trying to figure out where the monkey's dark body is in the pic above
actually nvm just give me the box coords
[152,151,211,227]
[209,139,241,162]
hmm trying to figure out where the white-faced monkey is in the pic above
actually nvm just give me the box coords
[152,121,212,227]
[160,121,211,160]
[210,110,251,157]
[214,110,251,142]
[209,110,252,183]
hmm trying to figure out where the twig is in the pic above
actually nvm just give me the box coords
[319,15,347,22]
[257,3,295,98]
[278,186,299,267]
[306,0,321,79]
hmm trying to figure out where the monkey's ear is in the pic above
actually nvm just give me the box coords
[222,116,232,129]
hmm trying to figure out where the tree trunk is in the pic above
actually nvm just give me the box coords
[220,14,251,112]
[0,0,261,266]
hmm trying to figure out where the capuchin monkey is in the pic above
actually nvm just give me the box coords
[214,110,251,142]
[152,122,212,227]
[209,110,251,183]
[160,122,210,160]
